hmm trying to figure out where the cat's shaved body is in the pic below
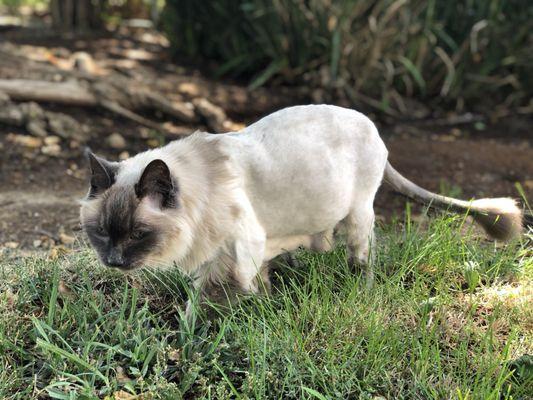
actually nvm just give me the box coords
[80,105,523,313]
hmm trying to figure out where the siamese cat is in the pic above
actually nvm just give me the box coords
[80,105,523,314]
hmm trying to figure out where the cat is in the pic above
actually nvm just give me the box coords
[80,105,523,314]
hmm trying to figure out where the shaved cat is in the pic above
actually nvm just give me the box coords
[80,105,523,314]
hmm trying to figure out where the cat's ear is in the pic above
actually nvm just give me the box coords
[135,159,177,208]
[86,150,118,198]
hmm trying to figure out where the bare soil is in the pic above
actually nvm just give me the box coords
[1,27,531,250]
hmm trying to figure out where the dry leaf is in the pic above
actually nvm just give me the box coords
[59,233,75,245]
[49,245,69,259]
[116,366,131,384]
[112,390,136,400]
[6,133,42,148]
[168,348,181,362]
[58,280,75,300]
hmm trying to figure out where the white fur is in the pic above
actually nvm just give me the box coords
[471,198,520,214]
[90,105,387,296]
[82,104,523,310]
[105,105,388,293]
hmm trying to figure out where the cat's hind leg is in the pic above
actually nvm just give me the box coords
[344,203,376,288]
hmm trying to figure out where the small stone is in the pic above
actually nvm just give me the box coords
[139,127,151,138]
[41,144,62,157]
[146,138,159,148]
[59,233,75,245]
[72,51,98,74]
[44,135,61,145]
[178,82,200,97]
[0,105,23,125]
[20,102,45,121]
[47,112,87,141]
[119,151,130,160]
[33,239,42,248]
[26,120,48,137]
[107,132,126,149]
[4,241,19,249]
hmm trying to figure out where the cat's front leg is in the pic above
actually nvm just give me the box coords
[185,220,267,319]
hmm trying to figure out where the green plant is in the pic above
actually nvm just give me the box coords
[0,211,531,398]
[163,0,533,115]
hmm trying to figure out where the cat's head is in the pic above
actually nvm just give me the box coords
[80,152,180,271]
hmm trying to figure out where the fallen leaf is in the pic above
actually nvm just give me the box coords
[41,144,61,157]
[107,132,126,149]
[7,133,42,148]
[113,390,136,400]
[49,245,69,259]
[58,280,75,300]
[115,366,131,384]
[59,233,75,245]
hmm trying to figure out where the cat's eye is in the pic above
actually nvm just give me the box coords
[130,230,149,241]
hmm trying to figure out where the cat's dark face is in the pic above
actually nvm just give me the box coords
[80,153,178,271]
[83,187,160,270]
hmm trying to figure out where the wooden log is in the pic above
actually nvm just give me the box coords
[0,78,193,136]
[0,79,97,106]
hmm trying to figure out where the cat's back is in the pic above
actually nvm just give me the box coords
[218,105,387,236]
[243,104,375,146]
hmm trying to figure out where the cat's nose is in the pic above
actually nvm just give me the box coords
[106,249,125,267]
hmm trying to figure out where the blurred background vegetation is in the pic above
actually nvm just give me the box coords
[1,0,532,117]
[163,0,533,116]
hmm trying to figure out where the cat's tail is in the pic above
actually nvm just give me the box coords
[383,161,523,241]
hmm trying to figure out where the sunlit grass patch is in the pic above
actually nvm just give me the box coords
[0,213,531,399]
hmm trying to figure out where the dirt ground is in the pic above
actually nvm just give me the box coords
[0,27,532,251]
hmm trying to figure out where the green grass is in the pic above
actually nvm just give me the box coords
[0,213,531,399]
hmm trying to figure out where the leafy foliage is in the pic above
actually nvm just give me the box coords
[163,0,533,115]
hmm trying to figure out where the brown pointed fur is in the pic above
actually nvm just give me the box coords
[470,198,523,241]
[384,162,523,241]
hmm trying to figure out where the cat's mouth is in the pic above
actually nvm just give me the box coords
[113,264,139,272]
[102,258,142,272]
